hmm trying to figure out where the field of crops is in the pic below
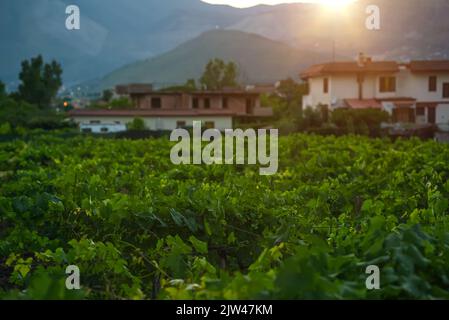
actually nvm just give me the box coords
[1,133,449,299]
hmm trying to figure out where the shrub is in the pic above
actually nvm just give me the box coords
[332,108,390,130]
[0,96,71,130]
[299,106,324,129]
[110,97,133,109]
[127,117,146,131]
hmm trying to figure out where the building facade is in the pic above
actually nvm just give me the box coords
[69,87,273,133]
[301,55,449,126]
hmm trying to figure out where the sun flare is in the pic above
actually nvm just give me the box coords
[317,0,357,9]
[201,1,359,9]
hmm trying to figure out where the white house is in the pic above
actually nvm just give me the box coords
[70,109,235,133]
[79,122,127,134]
[301,54,449,126]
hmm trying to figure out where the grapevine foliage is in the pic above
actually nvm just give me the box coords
[0,133,449,299]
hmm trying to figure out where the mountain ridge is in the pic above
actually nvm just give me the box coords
[86,29,332,91]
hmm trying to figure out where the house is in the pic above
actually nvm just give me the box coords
[301,54,449,126]
[114,83,154,99]
[79,122,127,134]
[245,83,279,94]
[69,87,273,133]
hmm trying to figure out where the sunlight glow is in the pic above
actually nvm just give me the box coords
[318,0,357,9]
[201,0,358,9]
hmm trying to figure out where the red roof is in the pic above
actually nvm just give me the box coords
[301,61,399,79]
[344,99,382,109]
[376,97,416,102]
[408,60,449,73]
[393,101,415,108]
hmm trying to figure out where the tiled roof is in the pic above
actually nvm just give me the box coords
[376,97,416,102]
[344,99,382,109]
[300,61,400,79]
[408,60,449,72]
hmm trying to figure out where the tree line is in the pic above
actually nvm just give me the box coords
[0,55,66,132]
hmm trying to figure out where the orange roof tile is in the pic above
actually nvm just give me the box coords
[300,61,399,79]
[344,99,382,109]
[408,60,449,72]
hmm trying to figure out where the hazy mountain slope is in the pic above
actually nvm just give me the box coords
[0,0,258,86]
[227,0,449,60]
[91,30,329,90]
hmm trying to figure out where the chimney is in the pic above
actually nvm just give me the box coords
[357,52,373,67]
[357,52,365,67]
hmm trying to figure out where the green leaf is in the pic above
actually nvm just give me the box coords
[189,236,208,254]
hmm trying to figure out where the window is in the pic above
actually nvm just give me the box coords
[151,97,162,109]
[323,78,329,94]
[379,76,396,93]
[443,83,449,98]
[101,127,109,133]
[90,120,101,124]
[192,98,199,109]
[204,98,211,109]
[429,76,437,92]
[222,98,228,109]
[204,121,215,129]
[82,128,92,133]
[416,107,425,116]
[176,121,186,128]
[246,98,255,114]
[114,121,121,124]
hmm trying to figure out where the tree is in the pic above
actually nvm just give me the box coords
[160,79,197,93]
[0,80,5,98]
[18,55,63,107]
[277,78,307,106]
[275,78,308,118]
[184,79,197,91]
[267,78,308,133]
[199,59,239,91]
[102,89,113,102]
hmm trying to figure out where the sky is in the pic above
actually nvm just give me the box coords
[201,0,356,8]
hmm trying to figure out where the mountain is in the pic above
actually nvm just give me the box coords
[0,0,269,88]
[2,0,449,89]
[88,30,330,91]
[227,0,449,61]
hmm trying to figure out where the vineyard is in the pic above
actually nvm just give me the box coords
[1,132,449,299]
